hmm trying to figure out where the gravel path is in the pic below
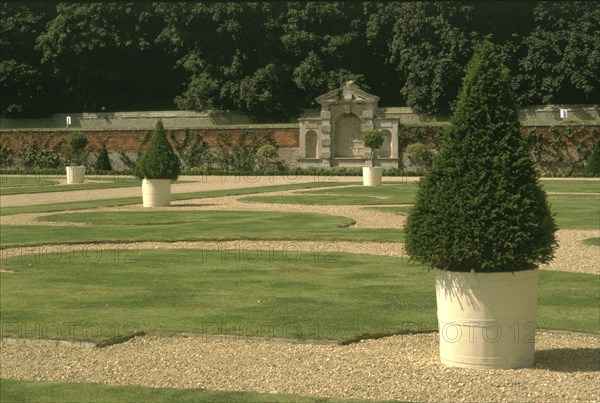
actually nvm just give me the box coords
[1,176,599,401]
[2,332,599,402]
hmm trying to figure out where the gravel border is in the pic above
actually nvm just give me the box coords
[1,332,598,402]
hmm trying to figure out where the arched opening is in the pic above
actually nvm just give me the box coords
[334,113,361,157]
[380,130,392,158]
[305,130,317,158]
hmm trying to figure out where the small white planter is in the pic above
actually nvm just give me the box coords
[435,269,539,369]
[362,166,382,186]
[66,166,85,184]
[142,179,172,207]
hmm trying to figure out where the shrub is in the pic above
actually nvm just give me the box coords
[94,143,112,171]
[256,144,279,170]
[404,39,557,273]
[135,120,181,181]
[586,138,600,177]
[405,143,432,171]
[361,130,384,165]
[0,142,13,168]
[67,132,89,165]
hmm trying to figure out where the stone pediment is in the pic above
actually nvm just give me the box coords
[315,81,380,106]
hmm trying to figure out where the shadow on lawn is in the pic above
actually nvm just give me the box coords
[535,347,600,372]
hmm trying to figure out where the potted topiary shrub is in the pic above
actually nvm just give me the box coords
[135,120,181,207]
[404,39,557,369]
[66,132,89,184]
[361,129,384,186]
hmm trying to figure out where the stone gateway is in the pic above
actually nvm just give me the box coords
[298,81,400,168]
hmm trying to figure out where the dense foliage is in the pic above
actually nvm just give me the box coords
[405,143,432,171]
[93,143,112,171]
[66,132,88,165]
[135,120,181,181]
[587,138,600,177]
[362,129,384,165]
[404,39,557,273]
[1,2,598,120]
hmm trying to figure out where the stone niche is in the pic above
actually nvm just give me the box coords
[298,81,399,168]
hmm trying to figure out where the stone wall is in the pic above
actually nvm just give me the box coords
[2,104,597,130]
[1,104,599,171]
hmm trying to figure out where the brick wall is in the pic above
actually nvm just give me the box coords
[0,127,300,152]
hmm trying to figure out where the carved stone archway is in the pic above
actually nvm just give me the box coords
[334,113,361,157]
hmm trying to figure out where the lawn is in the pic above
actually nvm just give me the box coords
[1,250,434,343]
[540,179,600,193]
[0,379,366,403]
[0,177,142,195]
[0,211,403,247]
[548,194,600,229]
[2,249,598,346]
[0,176,58,187]
[241,183,417,205]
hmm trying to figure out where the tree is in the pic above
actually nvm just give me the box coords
[135,120,181,180]
[0,3,54,116]
[36,3,182,112]
[282,2,372,107]
[404,39,557,273]
[516,2,600,105]
[157,2,297,121]
[388,2,476,115]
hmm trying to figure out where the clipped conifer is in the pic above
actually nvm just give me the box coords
[404,39,557,273]
[135,120,181,181]
[94,143,112,171]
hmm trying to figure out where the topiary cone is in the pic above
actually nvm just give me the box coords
[135,120,181,181]
[404,38,557,273]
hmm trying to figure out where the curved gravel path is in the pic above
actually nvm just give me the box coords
[2,332,598,402]
[1,175,599,402]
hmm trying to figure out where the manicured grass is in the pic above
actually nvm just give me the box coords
[0,379,358,403]
[541,179,600,193]
[0,176,58,187]
[1,250,597,345]
[0,178,142,195]
[1,250,434,343]
[583,237,600,246]
[0,211,403,247]
[241,184,417,205]
[0,182,352,216]
[548,194,600,229]
[538,271,600,334]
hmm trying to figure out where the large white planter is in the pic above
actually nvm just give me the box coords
[142,179,172,207]
[362,166,382,186]
[66,166,85,184]
[435,269,539,369]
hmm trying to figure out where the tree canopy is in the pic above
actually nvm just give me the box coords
[1,2,598,121]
